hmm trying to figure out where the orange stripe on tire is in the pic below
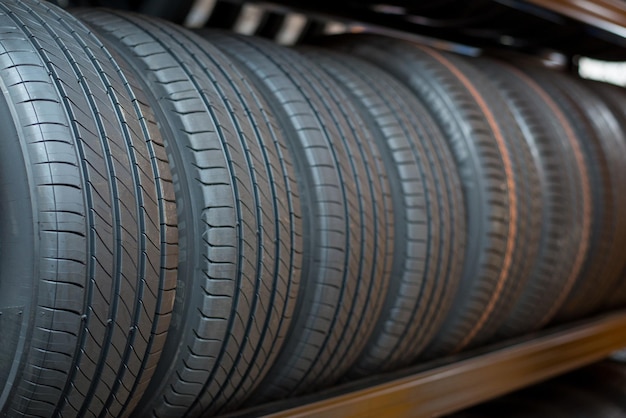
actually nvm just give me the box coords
[418,46,518,351]
[506,65,592,325]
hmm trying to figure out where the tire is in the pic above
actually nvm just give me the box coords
[334,35,542,355]
[0,1,177,417]
[467,57,592,337]
[584,82,626,310]
[203,32,394,401]
[561,80,626,315]
[519,65,626,321]
[300,48,467,375]
[77,11,303,417]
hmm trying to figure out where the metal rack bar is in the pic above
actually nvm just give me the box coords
[526,0,626,38]
[227,311,626,417]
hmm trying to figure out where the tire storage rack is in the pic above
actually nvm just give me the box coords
[1,1,626,418]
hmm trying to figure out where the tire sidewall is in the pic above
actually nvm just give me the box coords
[0,83,38,412]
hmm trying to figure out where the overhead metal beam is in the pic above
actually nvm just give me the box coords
[525,0,626,38]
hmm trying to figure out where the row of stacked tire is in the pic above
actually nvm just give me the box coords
[452,360,626,417]
[1,1,625,417]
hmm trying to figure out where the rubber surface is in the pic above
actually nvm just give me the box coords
[302,47,467,375]
[334,35,542,355]
[205,32,395,401]
[468,57,592,337]
[563,80,626,316]
[519,65,626,321]
[78,11,304,417]
[566,76,625,319]
[585,81,626,310]
[0,1,178,417]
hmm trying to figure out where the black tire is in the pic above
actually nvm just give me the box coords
[334,35,542,355]
[584,82,626,310]
[467,57,592,337]
[77,11,303,417]
[204,32,395,401]
[519,65,626,321]
[562,80,626,316]
[300,48,467,375]
[0,1,177,417]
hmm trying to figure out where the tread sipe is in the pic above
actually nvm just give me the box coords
[334,35,542,355]
[0,1,178,417]
[78,11,304,417]
[205,32,395,402]
[301,47,467,374]
[518,65,626,321]
[468,57,592,337]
